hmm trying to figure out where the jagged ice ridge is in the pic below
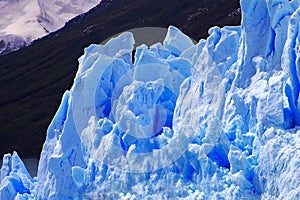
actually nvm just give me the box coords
[1,0,300,199]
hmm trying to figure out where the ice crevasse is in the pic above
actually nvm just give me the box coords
[1,0,300,199]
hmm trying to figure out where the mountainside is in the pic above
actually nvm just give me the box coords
[1,0,300,199]
[0,0,241,158]
[0,0,102,55]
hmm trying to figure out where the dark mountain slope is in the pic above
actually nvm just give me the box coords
[0,0,241,158]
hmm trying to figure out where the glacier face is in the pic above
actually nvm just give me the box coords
[1,0,300,199]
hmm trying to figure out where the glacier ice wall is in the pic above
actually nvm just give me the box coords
[1,0,300,199]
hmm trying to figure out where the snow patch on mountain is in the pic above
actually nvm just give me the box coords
[0,0,102,54]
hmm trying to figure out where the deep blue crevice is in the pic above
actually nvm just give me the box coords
[207,144,230,169]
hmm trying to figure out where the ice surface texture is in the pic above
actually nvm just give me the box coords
[1,0,300,199]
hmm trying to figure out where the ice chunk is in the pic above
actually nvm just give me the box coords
[0,152,34,199]
[163,26,194,56]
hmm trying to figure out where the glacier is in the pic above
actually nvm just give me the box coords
[1,0,300,199]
